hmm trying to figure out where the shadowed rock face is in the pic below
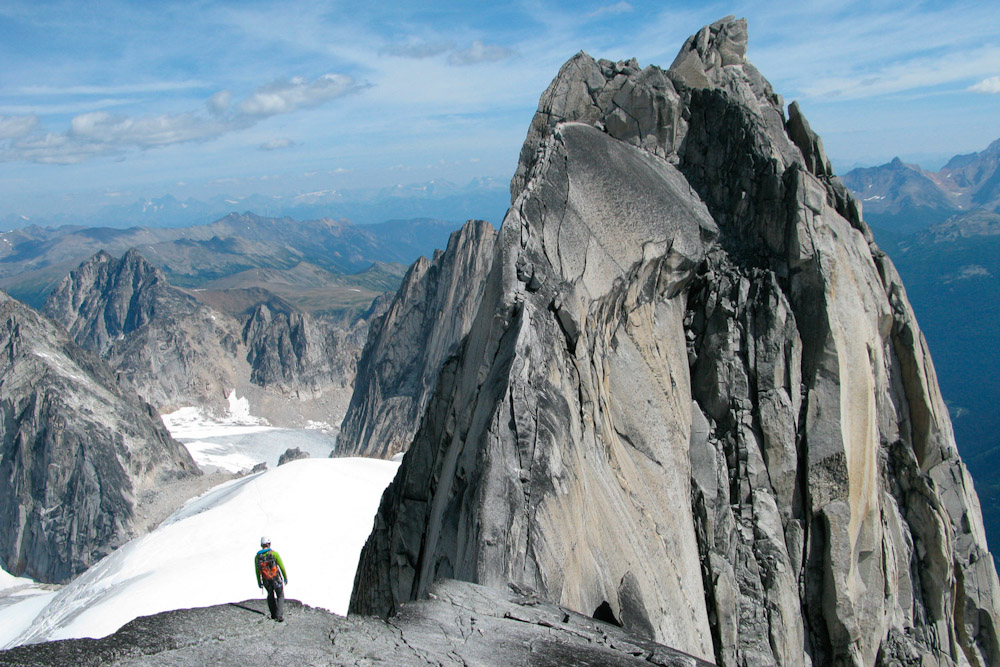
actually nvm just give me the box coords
[337,220,497,459]
[0,291,199,584]
[350,16,1000,667]
[0,580,712,666]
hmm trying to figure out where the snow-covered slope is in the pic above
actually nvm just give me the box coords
[0,456,398,648]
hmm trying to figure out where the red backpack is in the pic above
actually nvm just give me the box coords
[258,550,279,581]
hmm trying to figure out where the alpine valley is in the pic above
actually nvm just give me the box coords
[2,16,999,667]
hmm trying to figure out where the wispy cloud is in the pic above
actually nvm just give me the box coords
[448,41,515,66]
[589,2,633,18]
[15,81,210,96]
[379,37,516,67]
[238,74,364,116]
[970,76,1000,93]
[0,98,139,116]
[0,115,39,139]
[259,138,296,151]
[207,90,233,116]
[798,46,1000,100]
[1,73,366,165]
[744,2,1000,102]
[380,41,453,59]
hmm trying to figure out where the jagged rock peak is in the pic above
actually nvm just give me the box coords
[510,16,785,201]
[337,220,497,459]
[43,248,372,425]
[1,291,199,583]
[43,248,245,412]
[43,247,175,353]
[353,18,1000,667]
[669,15,748,88]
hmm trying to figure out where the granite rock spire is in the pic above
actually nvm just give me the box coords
[350,17,1000,667]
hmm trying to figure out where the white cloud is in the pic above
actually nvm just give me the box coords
[1,73,365,165]
[970,76,1000,94]
[238,74,365,116]
[68,111,231,147]
[744,3,1000,102]
[588,2,632,18]
[0,115,38,139]
[448,41,515,66]
[259,138,295,151]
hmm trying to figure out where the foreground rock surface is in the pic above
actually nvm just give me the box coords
[337,220,497,459]
[350,16,1000,667]
[0,291,199,583]
[0,580,711,666]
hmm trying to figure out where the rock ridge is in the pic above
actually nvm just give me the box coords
[337,220,497,459]
[0,580,712,666]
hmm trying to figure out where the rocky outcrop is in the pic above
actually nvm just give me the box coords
[43,249,377,426]
[350,16,1000,667]
[0,580,712,666]
[0,291,199,584]
[277,447,309,466]
[242,302,365,397]
[337,220,497,459]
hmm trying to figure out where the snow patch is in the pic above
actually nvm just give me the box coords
[226,390,262,424]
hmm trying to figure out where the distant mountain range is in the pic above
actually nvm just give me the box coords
[842,139,1000,233]
[0,213,467,314]
[843,138,1000,553]
[0,177,511,231]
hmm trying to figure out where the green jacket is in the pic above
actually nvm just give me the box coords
[254,548,287,586]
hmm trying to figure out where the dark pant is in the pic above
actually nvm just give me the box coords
[263,578,284,620]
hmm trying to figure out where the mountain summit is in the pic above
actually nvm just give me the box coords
[350,16,1000,667]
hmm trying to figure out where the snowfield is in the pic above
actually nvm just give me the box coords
[161,405,340,473]
[0,420,399,649]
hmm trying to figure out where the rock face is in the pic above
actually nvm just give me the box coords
[42,249,374,426]
[0,580,712,666]
[337,220,497,459]
[242,301,364,397]
[350,17,1000,667]
[0,291,199,584]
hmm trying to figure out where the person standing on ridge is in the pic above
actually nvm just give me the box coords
[255,536,288,621]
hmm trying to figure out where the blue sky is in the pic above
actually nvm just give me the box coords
[1,0,998,220]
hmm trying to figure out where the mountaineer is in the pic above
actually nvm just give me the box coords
[254,536,288,621]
